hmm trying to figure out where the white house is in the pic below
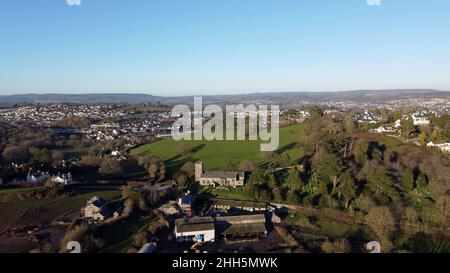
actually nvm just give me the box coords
[27,171,50,183]
[175,217,215,243]
[374,125,394,134]
[394,119,402,128]
[117,156,128,162]
[411,114,430,126]
[51,173,73,185]
[427,141,450,153]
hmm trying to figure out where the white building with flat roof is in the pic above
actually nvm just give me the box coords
[175,217,215,243]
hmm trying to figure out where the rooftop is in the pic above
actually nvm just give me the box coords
[215,214,266,225]
[175,217,215,233]
[201,171,245,180]
[221,222,267,236]
[211,198,267,209]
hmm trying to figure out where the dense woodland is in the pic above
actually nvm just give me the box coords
[233,108,450,252]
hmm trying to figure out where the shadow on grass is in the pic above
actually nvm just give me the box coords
[276,142,297,154]
[163,144,206,177]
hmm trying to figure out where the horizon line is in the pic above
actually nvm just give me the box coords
[0,88,449,98]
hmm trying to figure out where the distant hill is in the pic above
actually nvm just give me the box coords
[0,93,163,106]
[198,89,450,104]
[0,89,449,106]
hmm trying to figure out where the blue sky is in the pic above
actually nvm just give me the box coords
[0,0,450,96]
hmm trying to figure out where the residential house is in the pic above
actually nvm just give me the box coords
[373,125,395,134]
[81,196,113,222]
[427,141,450,153]
[411,114,430,126]
[51,173,73,185]
[27,171,50,183]
[111,150,121,156]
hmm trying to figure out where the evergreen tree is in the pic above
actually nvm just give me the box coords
[336,170,357,208]
[353,140,369,166]
[283,168,303,192]
[401,168,415,192]
[416,173,428,188]
[401,118,415,140]
[312,150,343,193]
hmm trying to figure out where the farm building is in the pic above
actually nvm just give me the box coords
[216,214,268,241]
[210,198,267,212]
[195,161,245,188]
[174,214,268,244]
[175,217,215,243]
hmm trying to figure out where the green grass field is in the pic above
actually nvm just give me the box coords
[132,124,305,171]
[355,133,434,161]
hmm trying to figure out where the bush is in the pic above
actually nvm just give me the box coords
[59,224,105,253]
[99,157,123,177]
[134,231,150,247]
[321,239,352,253]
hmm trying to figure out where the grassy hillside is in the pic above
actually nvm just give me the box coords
[132,124,305,171]
[0,188,121,233]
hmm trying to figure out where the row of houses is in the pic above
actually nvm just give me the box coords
[411,113,431,126]
[26,171,73,185]
[427,141,450,153]
[372,114,432,134]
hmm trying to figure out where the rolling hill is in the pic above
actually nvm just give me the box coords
[131,124,305,172]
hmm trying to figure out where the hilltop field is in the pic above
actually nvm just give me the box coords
[131,123,437,172]
[132,124,305,171]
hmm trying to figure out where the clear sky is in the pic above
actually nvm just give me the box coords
[1,0,450,96]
